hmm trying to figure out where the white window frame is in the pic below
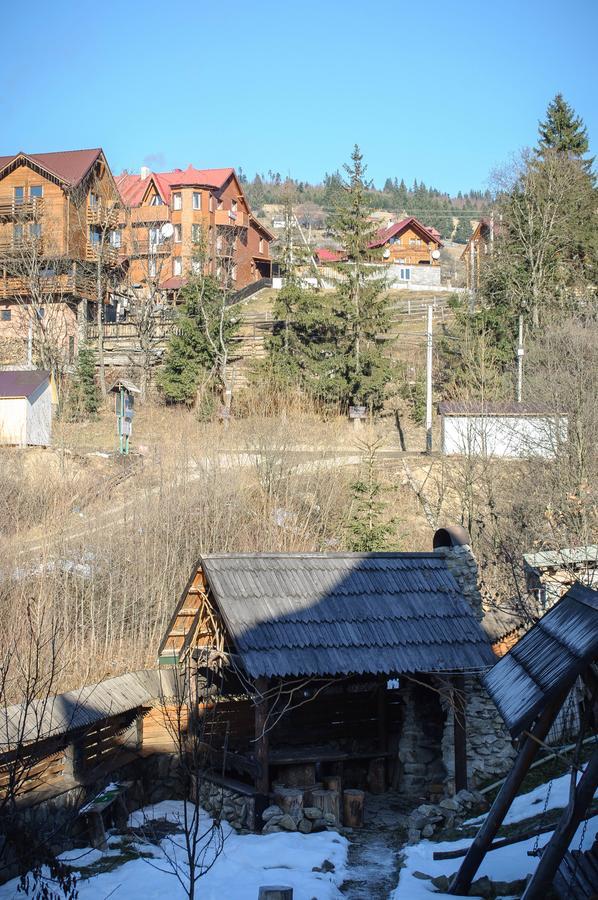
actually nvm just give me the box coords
[192,192,201,210]
[173,257,182,276]
[174,224,182,243]
[172,192,182,210]
[148,257,157,277]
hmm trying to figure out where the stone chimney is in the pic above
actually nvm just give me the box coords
[433,526,483,620]
[140,166,151,181]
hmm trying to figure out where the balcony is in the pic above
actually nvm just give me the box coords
[85,242,119,265]
[128,239,171,258]
[87,203,119,228]
[0,236,44,257]
[129,205,171,225]
[214,209,248,228]
[0,198,44,221]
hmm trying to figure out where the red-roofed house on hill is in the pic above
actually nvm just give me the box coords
[369,216,442,266]
[115,164,273,297]
[0,148,122,368]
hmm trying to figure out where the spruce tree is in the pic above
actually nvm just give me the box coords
[537,93,594,173]
[328,145,392,410]
[71,344,99,418]
[346,440,398,551]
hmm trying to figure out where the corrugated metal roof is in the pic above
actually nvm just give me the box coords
[0,370,49,399]
[523,547,598,571]
[483,583,598,737]
[200,553,495,678]
[0,669,179,749]
[369,216,444,249]
[0,150,102,187]
[438,401,562,417]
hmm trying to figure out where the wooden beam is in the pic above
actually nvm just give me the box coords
[254,677,270,795]
[449,688,568,895]
[377,679,388,753]
[521,746,598,900]
[453,674,468,793]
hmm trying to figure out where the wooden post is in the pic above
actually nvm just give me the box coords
[310,788,340,824]
[521,746,598,900]
[377,680,388,753]
[453,674,468,793]
[254,677,270,796]
[343,789,365,828]
[449,689,568,895]
[258,888,293,900]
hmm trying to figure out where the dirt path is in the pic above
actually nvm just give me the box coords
[340,793,409,900]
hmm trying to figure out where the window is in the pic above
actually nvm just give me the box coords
[259,238,265,253]
[36,307,45,319]
[173,257,182,276]
[89,225,101,245]
[148,257,157,277]
[149,226,160,249]
[172,192,182,210]
[30,222,42,240]
[192,192,201,210]
[217,198,223,211]
[150,195,164,206]
[29,186,43,200]
[216,234,223,252]
[14,187,24,205]
[1,309,11,321]
[192,223,201,243]
[89,192,99,208]
[209,195,214,212]
[191,259,201,275]
[13,224,23,243]
[174,224,182,243]
[110,229,122,248]
[400,268,411,281]
[230,199,238,217]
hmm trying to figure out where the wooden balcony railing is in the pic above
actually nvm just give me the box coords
[85,242,119,265]
[0,198,44,221]
[214,209,248,227]
[128,240,171,257]
[0,237,44,257]
[87,204,119,227]
[128,205,171,225]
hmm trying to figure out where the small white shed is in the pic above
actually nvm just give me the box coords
[438,401,567,459]
[0,370,52,447]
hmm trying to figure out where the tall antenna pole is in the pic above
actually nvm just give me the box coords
[426,304,433,452]
[516,315,524,403]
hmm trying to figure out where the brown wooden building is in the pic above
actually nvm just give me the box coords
[461,218,493,289]
[369,216,443,266]
[0,149,122,363]
[116,165,274,299]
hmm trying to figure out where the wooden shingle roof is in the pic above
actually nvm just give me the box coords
[198,552,495,678]
[483,583,598,737]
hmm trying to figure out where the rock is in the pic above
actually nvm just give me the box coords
[278,814,298,831]
[323,813,336,825]
[470,875,493,898]
[311,859,335,873]
[407,828,421,844]
[298,818,312,834]
[262,805,283,822]
[262,823,283,834]
[455,789,476,806]
[303,807,323,820]
[415,804,437,816]
[431,874,450,892]
[421,824,435,838]
[412,871,432,880]
[439,798,460,811]
[310,818,327,832]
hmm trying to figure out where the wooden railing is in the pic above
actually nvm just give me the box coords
[0,198,44,220]
[85,243,119,265]
[0,237,44,257]
[128,205,170,225]
[87,204,119,227]
[128,239,171,257]
[214,209,248,228]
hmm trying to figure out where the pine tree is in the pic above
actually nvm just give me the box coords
[537,94,594,173]
[158,276,239,405]
[346,440,398,551]
[328,145,392,410]
[71,344,99,418]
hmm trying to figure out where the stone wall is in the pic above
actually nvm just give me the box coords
[435,543,484,620]
[196,775,258,833]
[396,678,447,798]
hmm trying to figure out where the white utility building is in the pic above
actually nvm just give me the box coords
[0,370,52,446]
[438,401,567,459]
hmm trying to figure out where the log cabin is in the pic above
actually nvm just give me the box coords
[368,216,443,267]
[0,149,122,362]
[116,165,274,302]
[158,529,515,828]
[461,218,493,290]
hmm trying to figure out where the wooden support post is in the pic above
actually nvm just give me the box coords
[254,677,270,796]
[453,674,467,794]
[377,679,388,753]
[343,789,365,828]
[521,746,598,900]
[449,689,568,896]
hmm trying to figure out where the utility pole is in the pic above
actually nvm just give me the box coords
[426,304,433,452]
[516,315,524,403]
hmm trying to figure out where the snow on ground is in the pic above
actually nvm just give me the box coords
[391,814,598,900]
[464,765,593,828]
[0,802,349,900]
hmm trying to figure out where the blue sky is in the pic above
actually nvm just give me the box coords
[2,0,596,195]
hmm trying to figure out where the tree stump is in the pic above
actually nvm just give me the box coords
[303,782,323,806]
[272,787,303,822]
[343,789,365,828]
[368,757,386,795]
[258,887,293,900]
[280,763,317,788]
[311,788,340,825]
[324,775,342,795]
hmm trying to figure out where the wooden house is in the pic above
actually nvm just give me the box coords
[369,216,443,267]
[0,149,122,359]
[461,219,493,290]
[159,531,507,823]
[116,165,274,300]
[0,369,52,446]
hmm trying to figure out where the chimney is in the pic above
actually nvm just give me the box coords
[140,166,151,181]
[433,526,483,620]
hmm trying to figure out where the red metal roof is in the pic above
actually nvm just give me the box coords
[369,216,443,249]
[0,369,50,398]
[0,149,102,187]
[160,276,187,291]
[116,165,235,207]
[315,247,346,263]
